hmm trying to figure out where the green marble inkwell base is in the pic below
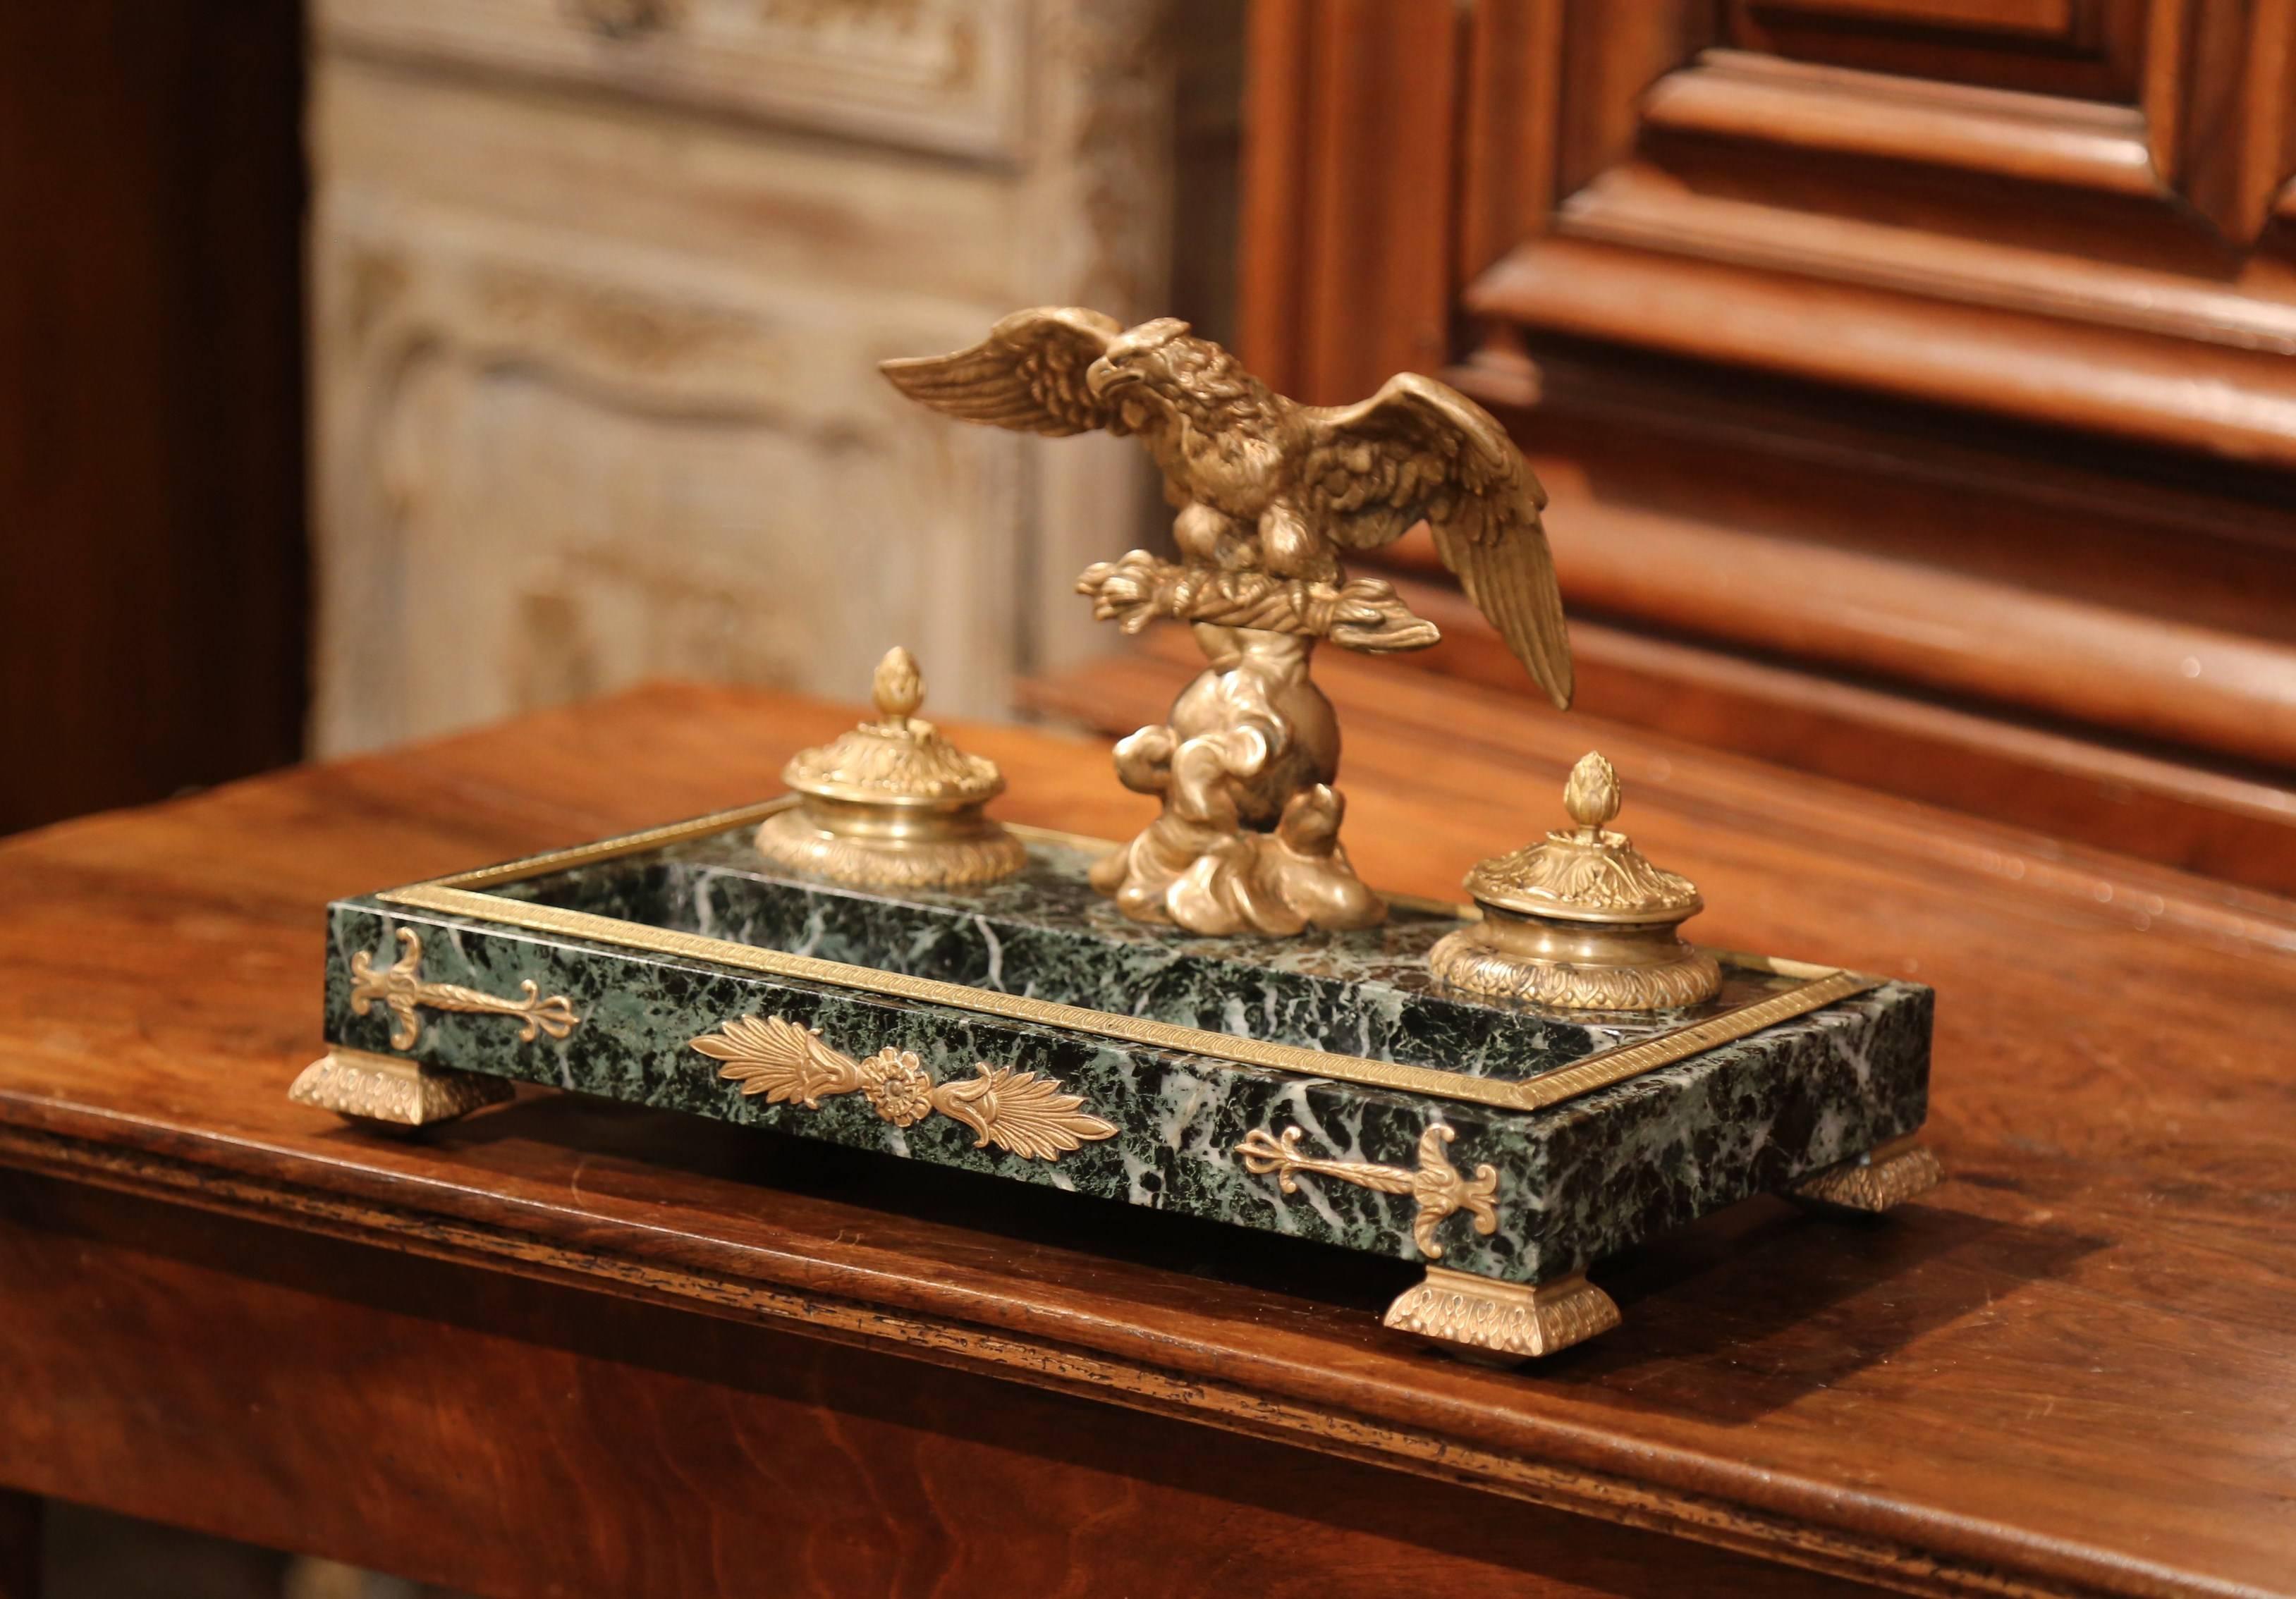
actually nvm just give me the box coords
[295,797,1938,1362]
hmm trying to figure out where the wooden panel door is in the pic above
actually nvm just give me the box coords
[1242,0,2296,893]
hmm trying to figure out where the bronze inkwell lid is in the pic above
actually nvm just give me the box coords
[1430,752,1721,1011]
[755,647,1026,889]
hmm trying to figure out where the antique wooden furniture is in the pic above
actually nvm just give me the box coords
[1242,0,2296,895]
[2,682,2292,1595]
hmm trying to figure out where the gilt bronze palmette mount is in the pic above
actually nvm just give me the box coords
[883,308,1574,936]
[692,1014,1117,1163]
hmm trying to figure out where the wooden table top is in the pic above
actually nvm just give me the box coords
[2,676,2291,1599]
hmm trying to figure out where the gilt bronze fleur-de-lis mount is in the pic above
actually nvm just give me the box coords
[1235,1122,1499,1258]
[349,928,580,1050]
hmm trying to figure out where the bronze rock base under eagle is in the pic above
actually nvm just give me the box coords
[1089,623,1384,936]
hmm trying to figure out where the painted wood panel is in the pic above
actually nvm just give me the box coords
[310,0,1184,755]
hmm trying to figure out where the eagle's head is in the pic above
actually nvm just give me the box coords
[1088,314,1276,440]
[1086,318,1196,404]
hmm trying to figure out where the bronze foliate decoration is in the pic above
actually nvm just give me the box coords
[1790,1134,1944,1213]
[1383,1268,1621,1361]
[350,928,580,1050]
[882,309,1573,937]
[691,1015,1117,1163]
[1235,1123,1499,1258]
[289,1046,515,1127]
[1431,751,1722,1012]
[754,646,1026,890]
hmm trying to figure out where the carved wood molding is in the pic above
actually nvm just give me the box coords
[1639,50,2162,199]
[1469,227,2296,466]
[1456,1,2296,460]
[1726,0,2151,102]
[1250,1,2296,439]
[1381,504,2296,770]
[1241,0,2296,789]
[1548,161,2296,354]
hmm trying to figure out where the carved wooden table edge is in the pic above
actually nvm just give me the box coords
[0,1105,2215,1599]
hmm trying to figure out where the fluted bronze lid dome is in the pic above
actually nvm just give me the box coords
[757,647,1024,890]
[781,647,1004,810]
[1431,752,1719,1012]
[1461,752,1702,926]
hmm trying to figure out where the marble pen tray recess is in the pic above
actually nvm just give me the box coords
[298,798,1936,1361]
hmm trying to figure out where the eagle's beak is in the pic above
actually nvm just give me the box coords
[1087,357,1139,399]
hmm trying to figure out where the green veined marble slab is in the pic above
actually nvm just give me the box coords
[317,805,1933,1288]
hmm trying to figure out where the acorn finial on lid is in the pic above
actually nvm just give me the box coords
[872,647,923,727]
[1563,752,1620,835]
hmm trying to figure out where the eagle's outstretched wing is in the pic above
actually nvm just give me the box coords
[1300,374,1572,709]
[879,307,1127,436]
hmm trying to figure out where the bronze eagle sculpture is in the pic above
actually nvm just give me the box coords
[881,307,1574,935]
[881,307,1573,709]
